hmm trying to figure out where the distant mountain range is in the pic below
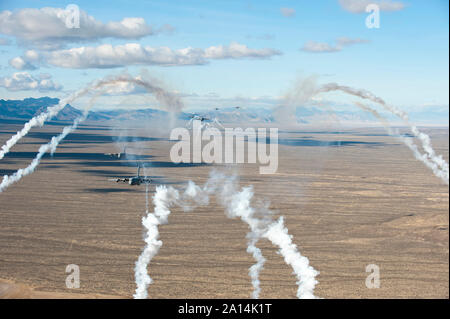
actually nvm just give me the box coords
[0,97,273,124]
[0,97,78,121]
[1,97,448,126]
[0,97,168,122]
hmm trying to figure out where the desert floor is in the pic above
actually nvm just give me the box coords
[0,120,448,298]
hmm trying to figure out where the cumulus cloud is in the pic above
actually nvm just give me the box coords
[0,7,164,49]
[280,7,296,17]
[9,50,40,70]
[338,0,405,13]
[9,56,37,70]
[43,44,206,68]
[301,37,369,53]
[25,42,281,69]
[0,72,62,91]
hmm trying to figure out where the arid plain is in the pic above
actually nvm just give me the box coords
[0,120,448,298]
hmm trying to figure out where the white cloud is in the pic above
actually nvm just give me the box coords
[280,7,296,17]
[98,80,149,95]
[24,50,40,61]
[25,42,281,69]
[0,7,164,49]
[9,50,40,70]
[44,43,206,68]
[338,0,405,13]
[301,37,369,53]
[9,56,37,70]
[0,72,62,91]
[204,42,281,59]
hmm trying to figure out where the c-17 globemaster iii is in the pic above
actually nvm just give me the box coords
[109,166,151,185]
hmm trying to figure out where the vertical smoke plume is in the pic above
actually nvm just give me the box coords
[134,185,180,299]
[0,72,183,161]
[319,83,449,184]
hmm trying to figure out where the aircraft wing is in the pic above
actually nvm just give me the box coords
[108,178,129,183]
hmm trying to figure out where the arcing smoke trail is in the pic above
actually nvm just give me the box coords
[134,185,180,299]
[354,102,449,184]
[0,73,183,161]
[319,83,449,184]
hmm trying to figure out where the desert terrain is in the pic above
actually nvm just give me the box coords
[0,120,448,299]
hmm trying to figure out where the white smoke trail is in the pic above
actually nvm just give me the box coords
[133,174,265,299]
[214,172,319,299]
[0,73,183,161]
[354,102,449,184]
[220,184,268,299]
[0,90,86,161]
[247,237,265,299]
[0,111,88,193]
[0,92,102,193]
[133,180,208,299]
[264,216,319,299]
[191,172,269,298]
[134,185,180,299]
[145,171,319,299]
[211,172,319,299]
[319,83,449,184]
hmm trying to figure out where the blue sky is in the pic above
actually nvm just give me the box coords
[0,0,448,113]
